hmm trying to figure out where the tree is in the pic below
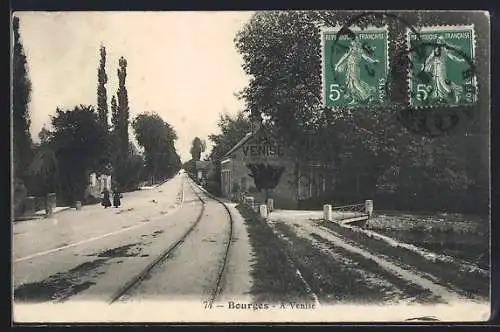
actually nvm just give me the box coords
[132,112,181,184]
[133,112,177,152]
[12,16,33,182]
[246,163,285,202]
[110,95,118,133]
[27,126,59,197]
[190,137,206,161]
[208,110,252,161]
[38,125,52,145]
[49,105,108,204]
[234,11,323,147]
[111,56,131,189]
[203,110,252,196]
[112,142,146,191]
[157,142,182,179]
[110,95,119,166]
[28,144,58,197]
[97,45,108,130]
[182,159,197,179]
[116,56,130,158]
[235,11,488,213]
[96,45,113,174]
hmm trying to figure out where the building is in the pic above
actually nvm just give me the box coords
[219,123,335,209]
[87,172,112,199]
[195,160,212,183]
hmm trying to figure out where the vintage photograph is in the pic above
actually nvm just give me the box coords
[11,10,490,323]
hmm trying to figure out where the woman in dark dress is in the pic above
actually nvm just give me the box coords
[113,187,122,208]
[101,188,112,208]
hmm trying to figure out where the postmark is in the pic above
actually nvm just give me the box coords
[407,25,477,108]
[319,12,479,137]
[321,26,389,109]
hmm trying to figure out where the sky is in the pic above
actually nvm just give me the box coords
[14,11,254,163]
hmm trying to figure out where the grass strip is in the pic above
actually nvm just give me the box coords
[370,228,489,270]
[273,221,421,304]
[235,204,310,303]
[321,221,489,299]
[308,233,443,304]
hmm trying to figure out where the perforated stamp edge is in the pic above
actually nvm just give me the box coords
[320,25,389,111]
[405,25,477,109]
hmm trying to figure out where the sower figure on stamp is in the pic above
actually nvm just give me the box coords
[101,188,112,208]
[421,36,465,103]
[113,187,123,208]
[334,39,379,104]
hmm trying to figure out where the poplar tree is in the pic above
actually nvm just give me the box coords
[117,56,129,158]
[110,95,118,132]
[12,16,33,181]
[97,45,108,130]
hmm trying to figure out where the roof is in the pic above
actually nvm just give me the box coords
[219,125,336,165]
[221,131,254,159]
[195,160,210,170]
[221,125,287,160]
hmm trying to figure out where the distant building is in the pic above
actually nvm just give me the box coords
[195,160,212,182]
[219,123,335,209]
[87,172,112,199]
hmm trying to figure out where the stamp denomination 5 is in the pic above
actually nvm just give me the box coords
[321,26,389,109]
[407,25,477,108]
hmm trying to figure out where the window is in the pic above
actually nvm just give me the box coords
[298,171,311,200]
[221,170,231,197]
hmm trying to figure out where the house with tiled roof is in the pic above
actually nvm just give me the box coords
[219,120,335,209]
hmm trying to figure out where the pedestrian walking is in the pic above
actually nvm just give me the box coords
[101,188,112,208]
[113,187,123,208]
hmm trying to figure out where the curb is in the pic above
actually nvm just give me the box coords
[154,177,172,188]
[14,215,45,222]
[14,206,73,222]
[34,206,72,217]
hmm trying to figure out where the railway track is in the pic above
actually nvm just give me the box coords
[109,176,234,306]
[196,181,234,308]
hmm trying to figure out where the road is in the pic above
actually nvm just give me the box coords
[12,173,489,322]
[13,173,252,305]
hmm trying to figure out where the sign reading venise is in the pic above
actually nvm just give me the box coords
[242,144,283,157]
[241,128,284,160]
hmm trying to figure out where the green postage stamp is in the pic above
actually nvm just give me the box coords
[407,25,477,108]
[321,26,389,109]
